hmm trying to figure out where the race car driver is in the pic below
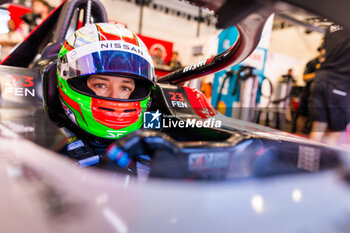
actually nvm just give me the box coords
[56,23,155,166]
[309,24,350,145]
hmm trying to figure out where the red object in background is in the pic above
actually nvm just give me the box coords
[137,34,173,65]
[291,97,299,113]
[7,4,31,30]
[77,20,83,29]
[154,67,172,78]
[108,19,127,28]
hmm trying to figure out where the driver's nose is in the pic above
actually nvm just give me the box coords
[109,88,121,99]
[108,85,130,99]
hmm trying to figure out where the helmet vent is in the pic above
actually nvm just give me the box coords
[98,107,115,112]
[124,109,136,113]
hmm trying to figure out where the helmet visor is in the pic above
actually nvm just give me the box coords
[63,50,153,80]
[68,76,152,101]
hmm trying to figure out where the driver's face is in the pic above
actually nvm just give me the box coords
[87,75,135,99]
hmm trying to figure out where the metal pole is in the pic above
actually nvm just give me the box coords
[85,0,92,25]
[196,7,202,37]
[139,0,144,34]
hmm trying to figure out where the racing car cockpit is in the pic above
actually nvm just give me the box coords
[0,0,347,182]
[2,1,350,231]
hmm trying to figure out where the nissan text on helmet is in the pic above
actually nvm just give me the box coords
[57,23,155,139]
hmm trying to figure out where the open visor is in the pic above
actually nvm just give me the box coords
[63,50,153,80]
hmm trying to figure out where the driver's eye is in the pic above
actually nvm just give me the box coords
[122,86,132,91]
[95,83,107,89]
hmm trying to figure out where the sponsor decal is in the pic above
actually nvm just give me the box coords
[168,92,188,108]
[106,130,127,138]
[143,110,221,129]
[171,101,188,108]
[100,42,144,56]
[4,75,35,97]
[183,57,213,73]
[60,100,78,125]
[183,60,206,73]
[66,41,152,64]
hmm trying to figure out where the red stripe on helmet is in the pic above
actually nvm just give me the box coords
[91,98,142,130]
[96,24,139,46]
[122,33,138,46]
[63,41,75,51]
[96,24,122,41]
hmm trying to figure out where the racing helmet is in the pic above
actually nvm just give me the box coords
[57,23,155,139]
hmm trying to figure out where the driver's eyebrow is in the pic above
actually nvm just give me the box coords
[91,76,109,81]
[121,79,134,84]
[90,77,133,84]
